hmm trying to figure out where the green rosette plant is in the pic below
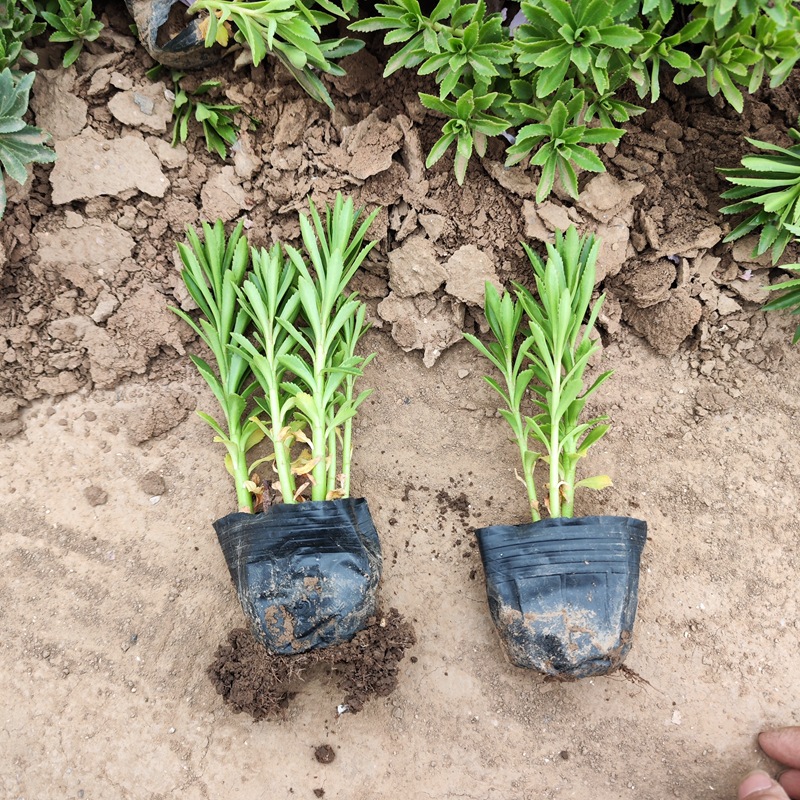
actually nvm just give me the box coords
[762,266,800,345]
[0,0,45,72]
[465,226,612,520]
[719,129,800,264]
[0,68,56,218]
[38,0,103,67]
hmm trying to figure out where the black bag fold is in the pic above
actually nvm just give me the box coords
[475,515,647,678]
[124,0,220,68]
[214,498,382,655]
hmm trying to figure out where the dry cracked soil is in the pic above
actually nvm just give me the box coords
[1,3,799,799]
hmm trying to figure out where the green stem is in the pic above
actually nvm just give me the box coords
[230,440,253,512]
[327,425,338,496]
[311,344,328,501]
[503,366,539,522]
[268,385,296,503]
[341,416,353,498]
[549,372,562,518]
[561,451,577,518]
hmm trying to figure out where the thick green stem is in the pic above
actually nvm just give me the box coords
[268,385,296,503]
[230,441,253,512]
[549,372,562,518]
[341,416,353,497]
[310,344,328,501]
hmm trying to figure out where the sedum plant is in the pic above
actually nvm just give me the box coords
[465,227,612,520]
[173,194,378,511]
[38,0,103,67]
[719,129,800,264]
[0,68,56,218]
[187,0,364,108]
[355,0,800,196]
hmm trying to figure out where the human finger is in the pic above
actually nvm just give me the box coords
[777,768,800,800]
[739,770,790,800]
[760,729,800,770]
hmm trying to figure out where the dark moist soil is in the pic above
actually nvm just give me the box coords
[208,607,416,720]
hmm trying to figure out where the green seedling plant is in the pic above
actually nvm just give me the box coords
[0,0,45,71]
[172,195,378,511]
[188,0,364,108]
[38,0,103,67]
[719,128,800,263]
[169,219,262,512]
[354,0,800,197]
[0,68,56,218]
[465,227,612,520]
[168,71,246,159]
[231,194,379,504]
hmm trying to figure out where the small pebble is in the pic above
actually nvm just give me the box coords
[84,485,108,507]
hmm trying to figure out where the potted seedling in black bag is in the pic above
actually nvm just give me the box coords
[172,194,382,654]
[465,227,647,679]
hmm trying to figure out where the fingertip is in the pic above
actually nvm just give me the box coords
[739,770,783,799]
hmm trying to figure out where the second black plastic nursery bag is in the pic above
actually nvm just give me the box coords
[475,515,647,678]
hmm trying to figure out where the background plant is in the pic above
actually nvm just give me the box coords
[762,265,800,345]
[466,227,612,520]
[719,129,800,264]
[354,0,800,197]
[0,0,45,72]
[166,70,250,159]
[36,0,102,67]
[0,67,55,218]
[188,0,364,108]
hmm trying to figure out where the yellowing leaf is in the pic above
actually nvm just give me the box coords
[290,448,321,476]
[326,489,345,500]
[575,474,613,491]
[224,452,235,476]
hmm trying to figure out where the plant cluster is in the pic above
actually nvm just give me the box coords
[466,227,612,520]
[172,193,378,512]
[188,0,365,107]
[719,127,800,343]
[165,70,254,158]
[1,0,45,72]
[0,67,55,216]
[355,0,800,197]
[38,0,103,67]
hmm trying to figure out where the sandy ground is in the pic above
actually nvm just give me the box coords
[2,323,799,800]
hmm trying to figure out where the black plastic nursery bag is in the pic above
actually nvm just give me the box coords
[213,498,382,655]
[124,0,220,69]
[475,515,647,679]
